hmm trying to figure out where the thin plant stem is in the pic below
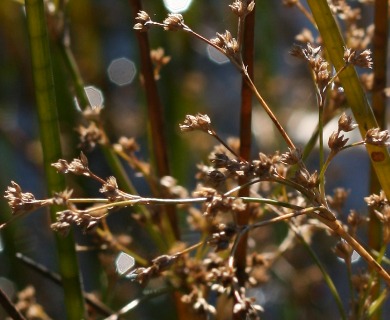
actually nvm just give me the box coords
[368,1,388,310]
[129,0,179,241]
[0,287,26,320]
[15,253,114,317]
[235,5,255,287]
[25,1,86,318]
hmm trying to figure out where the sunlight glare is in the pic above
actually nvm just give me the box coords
[163,0,193,13]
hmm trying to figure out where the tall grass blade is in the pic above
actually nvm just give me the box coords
[25,0,86,318]
[307,0,390,201]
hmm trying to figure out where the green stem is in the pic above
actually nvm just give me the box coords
[25,1,86,318]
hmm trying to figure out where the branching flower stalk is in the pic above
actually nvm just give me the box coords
[134,8,296,151]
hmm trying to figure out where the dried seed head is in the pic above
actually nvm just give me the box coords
[211,30,239,57]
[114,136,139,155]
[233,288,263,319]
[51,210,99,236]
[99,176,120,200]
[365,128,390,146]
[344,47,373,69]
[179,113,212,133]
[229,0,255,17]
[365,191,388,208]
[4,181,44,215]
[163,13,185,31]
[52,189,73,206]
[134,10,151,32]
[280,148,302,165]
[150,47,171,80]
[76,122,103,151]
[328,131,349,151]
[294,168,319,188]
[181,289,216,316]
[338,112,358,132]
[290,43,321,60]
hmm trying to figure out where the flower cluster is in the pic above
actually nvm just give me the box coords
[4,181,50,216]
[290,43,330,90]
[343,47,373,69]
[210,30,239,58]
[229,0,255,17]
[328,112,358,152]
[365,128,390,146]
[51,209,99,236]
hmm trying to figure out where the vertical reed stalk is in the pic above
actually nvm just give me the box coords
[235,6,255,286]
[25,0,86,318]
[129,0,179,242]
[368,0,388,317]
[307,0,390,201]
[368,0,388,253]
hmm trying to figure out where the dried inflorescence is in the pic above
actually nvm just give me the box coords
[4,181,51,216]
[327,112,358,152]
[76,122,104,151]
[290,43,330,90]
[233,288,263,320]
[343,47,373,69]
[150,47,171,80]
[365,128,390,146]
[51,209,99,236]
[210,30,240,58]
[229,0,255,17]
[179,113,212,134]
[133,10,151,32]
[52,152,89,176]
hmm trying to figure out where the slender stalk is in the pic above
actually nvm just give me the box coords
[368,1,388,306]
[25,0,86,318]
[54,13,168,252]
[0,287,26,320]
[15,253,114,317]
[307,0,390,202]
[235,6,255,286]
[129,0,179,241]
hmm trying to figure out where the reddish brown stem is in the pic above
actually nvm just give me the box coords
[235,6,255,287]
[129,0,179,240]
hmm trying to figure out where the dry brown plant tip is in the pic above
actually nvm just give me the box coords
[179,113,212,134]
[133,11,152,32]
[163,13,185,31]
[343,47,373,69]
[229,0,255,17]
[365,128,390,146]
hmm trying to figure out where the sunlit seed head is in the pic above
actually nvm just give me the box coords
[84,86,104,108]
[163,0,193,13]
[107,58,136,86]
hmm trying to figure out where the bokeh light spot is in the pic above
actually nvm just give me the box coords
[207,45,229,64]
[163,0,193,13]
[116,252,135,277]
[108,57,136,86]
[84,86,104,108]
